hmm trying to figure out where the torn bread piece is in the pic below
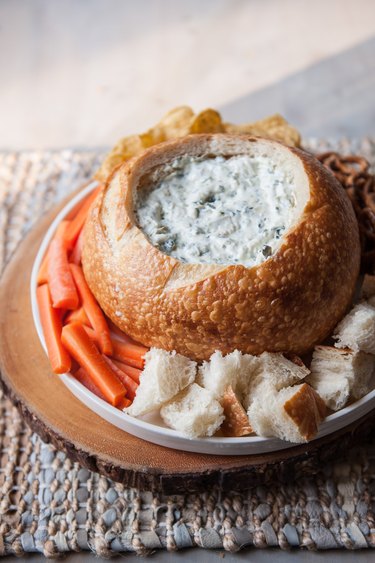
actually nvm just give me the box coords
[244,352,325,443]
[247,382,326,443]
[307,345,375,411]
[258,352,310,390]
[160,383,224,438]
[198,350,259,402]
[221,386,253,437]
[333,302,375,354]
[126,348,196,416]
[283,384,326,441]
[242,352,310,410]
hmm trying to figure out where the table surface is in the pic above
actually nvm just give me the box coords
[1,0,375,560]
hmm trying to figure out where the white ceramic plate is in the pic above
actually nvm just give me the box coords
[30,183,375,455]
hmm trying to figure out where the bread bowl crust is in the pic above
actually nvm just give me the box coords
[82,134,360,361]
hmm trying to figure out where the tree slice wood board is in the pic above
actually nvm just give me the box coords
[0,191,374,495]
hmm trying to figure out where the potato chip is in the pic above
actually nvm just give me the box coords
[189,109,224,134]
[96,135,145,183]
[158,106,195,139]
[224,114,301,147]
[95,106,301,182]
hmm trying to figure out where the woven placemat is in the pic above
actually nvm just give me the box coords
[0,140,375,557]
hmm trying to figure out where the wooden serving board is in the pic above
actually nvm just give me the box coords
[0,193,374,494]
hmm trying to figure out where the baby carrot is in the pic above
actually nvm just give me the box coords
[74,367,106,401]
[64,187,101,249]
[65,306,90,326]
[103,356,138,401]
[48,237,79,310]
[111,339,147,370]
[37,253,49,286]
[108,319,145,347]
[69,264,112,355]
[37,220,71,286]
[37,284,71,374]
[117,396,132,409]
[61,323,125,406]
[112,359,142,384]
[82,324,100,344]
[69,226,85,265]
[76,351,131,409]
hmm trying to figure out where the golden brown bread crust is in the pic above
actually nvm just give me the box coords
[220,385,253,437]
[284,383,327,441]
[82,134,360,361]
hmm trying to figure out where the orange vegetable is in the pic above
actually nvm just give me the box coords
[47,236,79,310]
[64,187,101,249]
[61,323,125,406]
[75,344,131,408]
[111,338,147,370]
[103,356,138,400]
[70,264,112,355]
[37,220,71,285]
[112,359,142,384]
[37,253,49,286]
[108,319,144,347]
[65,307,90,326]
[74,367,106,401]
[69,227,85,265]
[117,396,132,409]
[82,324,100,344]
[37,284,71,374]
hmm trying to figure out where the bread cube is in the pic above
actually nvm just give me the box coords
[334,302,375,354]
[247,382,326,443]
[160,383,224,438]
[126,348,196,416]
[307,345,375,410]
[198,350,259,402]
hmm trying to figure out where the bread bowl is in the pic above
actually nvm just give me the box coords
[82,134,360,361]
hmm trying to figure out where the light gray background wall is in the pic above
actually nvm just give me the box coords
[1,0,375,150]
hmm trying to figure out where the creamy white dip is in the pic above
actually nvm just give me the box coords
[135,155,299,267]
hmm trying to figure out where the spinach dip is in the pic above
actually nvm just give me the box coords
[135,154,300,267]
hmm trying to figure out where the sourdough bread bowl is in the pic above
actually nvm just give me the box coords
[82,134,360,361]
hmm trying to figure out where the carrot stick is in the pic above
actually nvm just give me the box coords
[83,313,146,369]
[37,284,71,374]
[69,227,85,265]
[84,326,142,383]
[112,359,142,384]
[65,306,90,326]
[82,324,100,343]
[75,345,131,408]
[103,356,138,400]
[117,396,131,409]
[74,367,107,401]
[111,338,147,370]
[61,323,125,406]
[111,349,144,370]
[108,319,145,347]
[69,264,112,355]
[64,188,101,249]
[47,236,79,310]
[37,253,49,286]
[37,221,71,285]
